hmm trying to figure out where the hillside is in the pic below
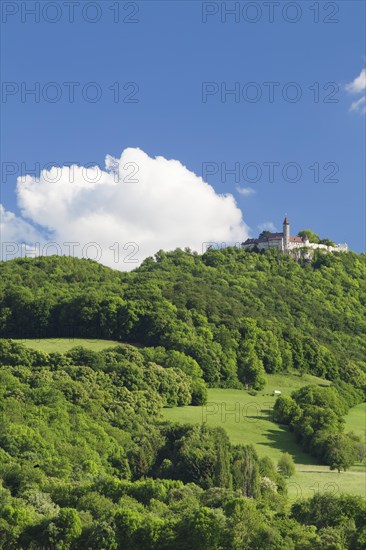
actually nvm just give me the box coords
[0,339,365,549]
[13,338,365,498]
[1,249,366,548]
[0,248,365,390]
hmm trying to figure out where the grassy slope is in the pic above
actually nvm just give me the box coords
[14,338,122,353]
[163,377,366,500]
[344,403,366,441]
[14,339,366,499]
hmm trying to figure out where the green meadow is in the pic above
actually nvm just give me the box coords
[344,402,366,440]
[163,377,366,500]
[14,338,122,353]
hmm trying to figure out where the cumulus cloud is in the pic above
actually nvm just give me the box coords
[346,69,366,114]
[1,148,249,269]
[236,186,256,196]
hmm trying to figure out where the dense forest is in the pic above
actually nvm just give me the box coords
[0,248,365,548]
[0,248,365,390]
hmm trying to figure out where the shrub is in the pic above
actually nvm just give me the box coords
[277,453,295,478]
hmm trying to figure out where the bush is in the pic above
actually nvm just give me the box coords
[191,379,208,406]
[277,453,295,478]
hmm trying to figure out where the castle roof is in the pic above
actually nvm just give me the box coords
[242,232,284,245]
[242,238,259,245]
[289,236,303,243]
[283,217,289,225]
[266,233,283,240]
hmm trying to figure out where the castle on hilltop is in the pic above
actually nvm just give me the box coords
[241,218,348,254]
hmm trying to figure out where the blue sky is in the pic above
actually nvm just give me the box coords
[1,0,365,260]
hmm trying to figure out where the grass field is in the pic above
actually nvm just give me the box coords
[13,338,122,353]
[344,402,366,441]
[163,376,366,500]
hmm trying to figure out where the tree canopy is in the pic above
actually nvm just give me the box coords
[0,248,365,392]
[0,249,365,548]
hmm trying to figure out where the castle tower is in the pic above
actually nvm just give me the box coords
[283,216,290,251]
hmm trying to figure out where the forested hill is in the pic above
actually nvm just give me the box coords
[0,248,365,390]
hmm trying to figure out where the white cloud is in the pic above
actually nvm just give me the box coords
[236,186,256,196]
[0,204,43,243]
[349,96,366,115]
[1,148,249,269]
[346,69,366,115]
[0,205,49,261]
[345,68,366,94]
[258,222,277,232]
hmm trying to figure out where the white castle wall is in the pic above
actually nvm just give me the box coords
[242,238,348,253]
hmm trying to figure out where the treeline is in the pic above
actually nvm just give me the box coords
[2,481,365,549]
[274,384,366,471]
[0,248,365,392]
[1,340,365,549]
[0,339,207,408]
